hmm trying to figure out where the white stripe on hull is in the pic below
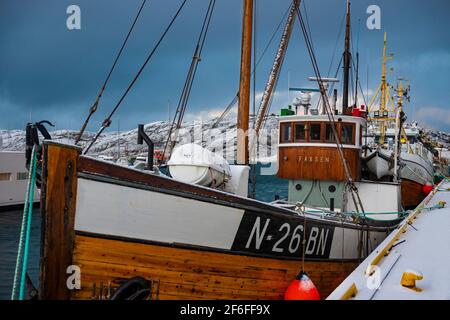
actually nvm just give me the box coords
[75,178,245,250]
[328,227,385,260]
[75,177,390,261]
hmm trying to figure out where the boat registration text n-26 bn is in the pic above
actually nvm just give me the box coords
[231,212,334,259]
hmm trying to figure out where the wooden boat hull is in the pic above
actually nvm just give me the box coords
[364,149,434,183]
[38,141,398,300]
[364,149,434,209]
[401,178,426,209]
[72,233,357,300]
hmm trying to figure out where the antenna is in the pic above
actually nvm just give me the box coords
[290,78,339,115]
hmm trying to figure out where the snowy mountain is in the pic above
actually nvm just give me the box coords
[1,114,448,163]
[0,115,280,163]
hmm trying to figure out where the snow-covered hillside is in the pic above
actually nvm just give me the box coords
[1,114,449,162]
[0,115,280,162]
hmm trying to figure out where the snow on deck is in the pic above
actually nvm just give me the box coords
[327,179,450,300]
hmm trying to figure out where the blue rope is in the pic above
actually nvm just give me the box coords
[305,210,409,217]
[435,173,450,183]
[11,146,37,300]
[340,202,446,219]
[420,201,446,211]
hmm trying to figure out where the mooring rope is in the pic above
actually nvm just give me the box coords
[11,145,37,300]
[303,202,446,222]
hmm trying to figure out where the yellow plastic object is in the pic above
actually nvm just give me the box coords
[340,283,358,300]
[366,223,407,276]
[401,270,423,292]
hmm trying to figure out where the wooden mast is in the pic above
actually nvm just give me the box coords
[342,0,351,110]
[379,31,389,145]
[237,0,253,165]
[367,32,393,144]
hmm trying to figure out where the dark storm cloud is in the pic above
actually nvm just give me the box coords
[0,0,449,131]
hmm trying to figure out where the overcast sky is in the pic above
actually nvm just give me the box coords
[1,0,449,132]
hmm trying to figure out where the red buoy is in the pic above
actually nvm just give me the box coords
[422,183,434,195]
[284,271,321,300]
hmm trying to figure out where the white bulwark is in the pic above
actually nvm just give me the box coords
[327,179,450,300]
[75,178,245,250]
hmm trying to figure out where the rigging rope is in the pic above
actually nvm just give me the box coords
[313,55,342,112]
[11,145,37,300]
[249,0,258,199]
[327,12,346,77]
[75,0,147,145]
[162,0,216,160]
[254,0,299,137]
[84,0,188,154]
[293,203,307,272]
[295,7,365,214]
[302,0,314,55]
[210,2,292,130]
[352,58,368,107]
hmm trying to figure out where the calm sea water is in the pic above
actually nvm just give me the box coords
[0,208,41,300]
[0,165,287,300]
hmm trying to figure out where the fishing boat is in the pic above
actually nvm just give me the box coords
[364,127,434,208]
[28,0,402,300]
[0,151,39,211]
[362,33,434,209]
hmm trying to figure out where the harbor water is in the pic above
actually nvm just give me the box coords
[0,208,41,300]
[0,164,287,299]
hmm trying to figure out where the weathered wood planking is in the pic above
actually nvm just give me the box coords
[39,142,80,300]
[277,146,361,181]
[401,178,426,209]
[71,235,357,300]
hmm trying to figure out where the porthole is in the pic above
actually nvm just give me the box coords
[295,184,302,191]
[328,185,336,193]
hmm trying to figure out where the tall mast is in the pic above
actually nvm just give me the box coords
[354,52,359,106]
[237,0,253,165]
[342,0,351,110]
[380,32,388,113]
[397,80,404,111]
[379,31,389,145]
[393,80,404,182]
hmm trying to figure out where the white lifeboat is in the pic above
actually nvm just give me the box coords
[168,143,231,188]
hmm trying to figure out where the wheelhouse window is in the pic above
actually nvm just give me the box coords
[325,124,336,142]
[17,172,28,180]
[294,123,306,142]
[341,124,355,145]
[0,173,12,181]
[280,122,292,143]
[310,123,321,141]
[282,121,357,144]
